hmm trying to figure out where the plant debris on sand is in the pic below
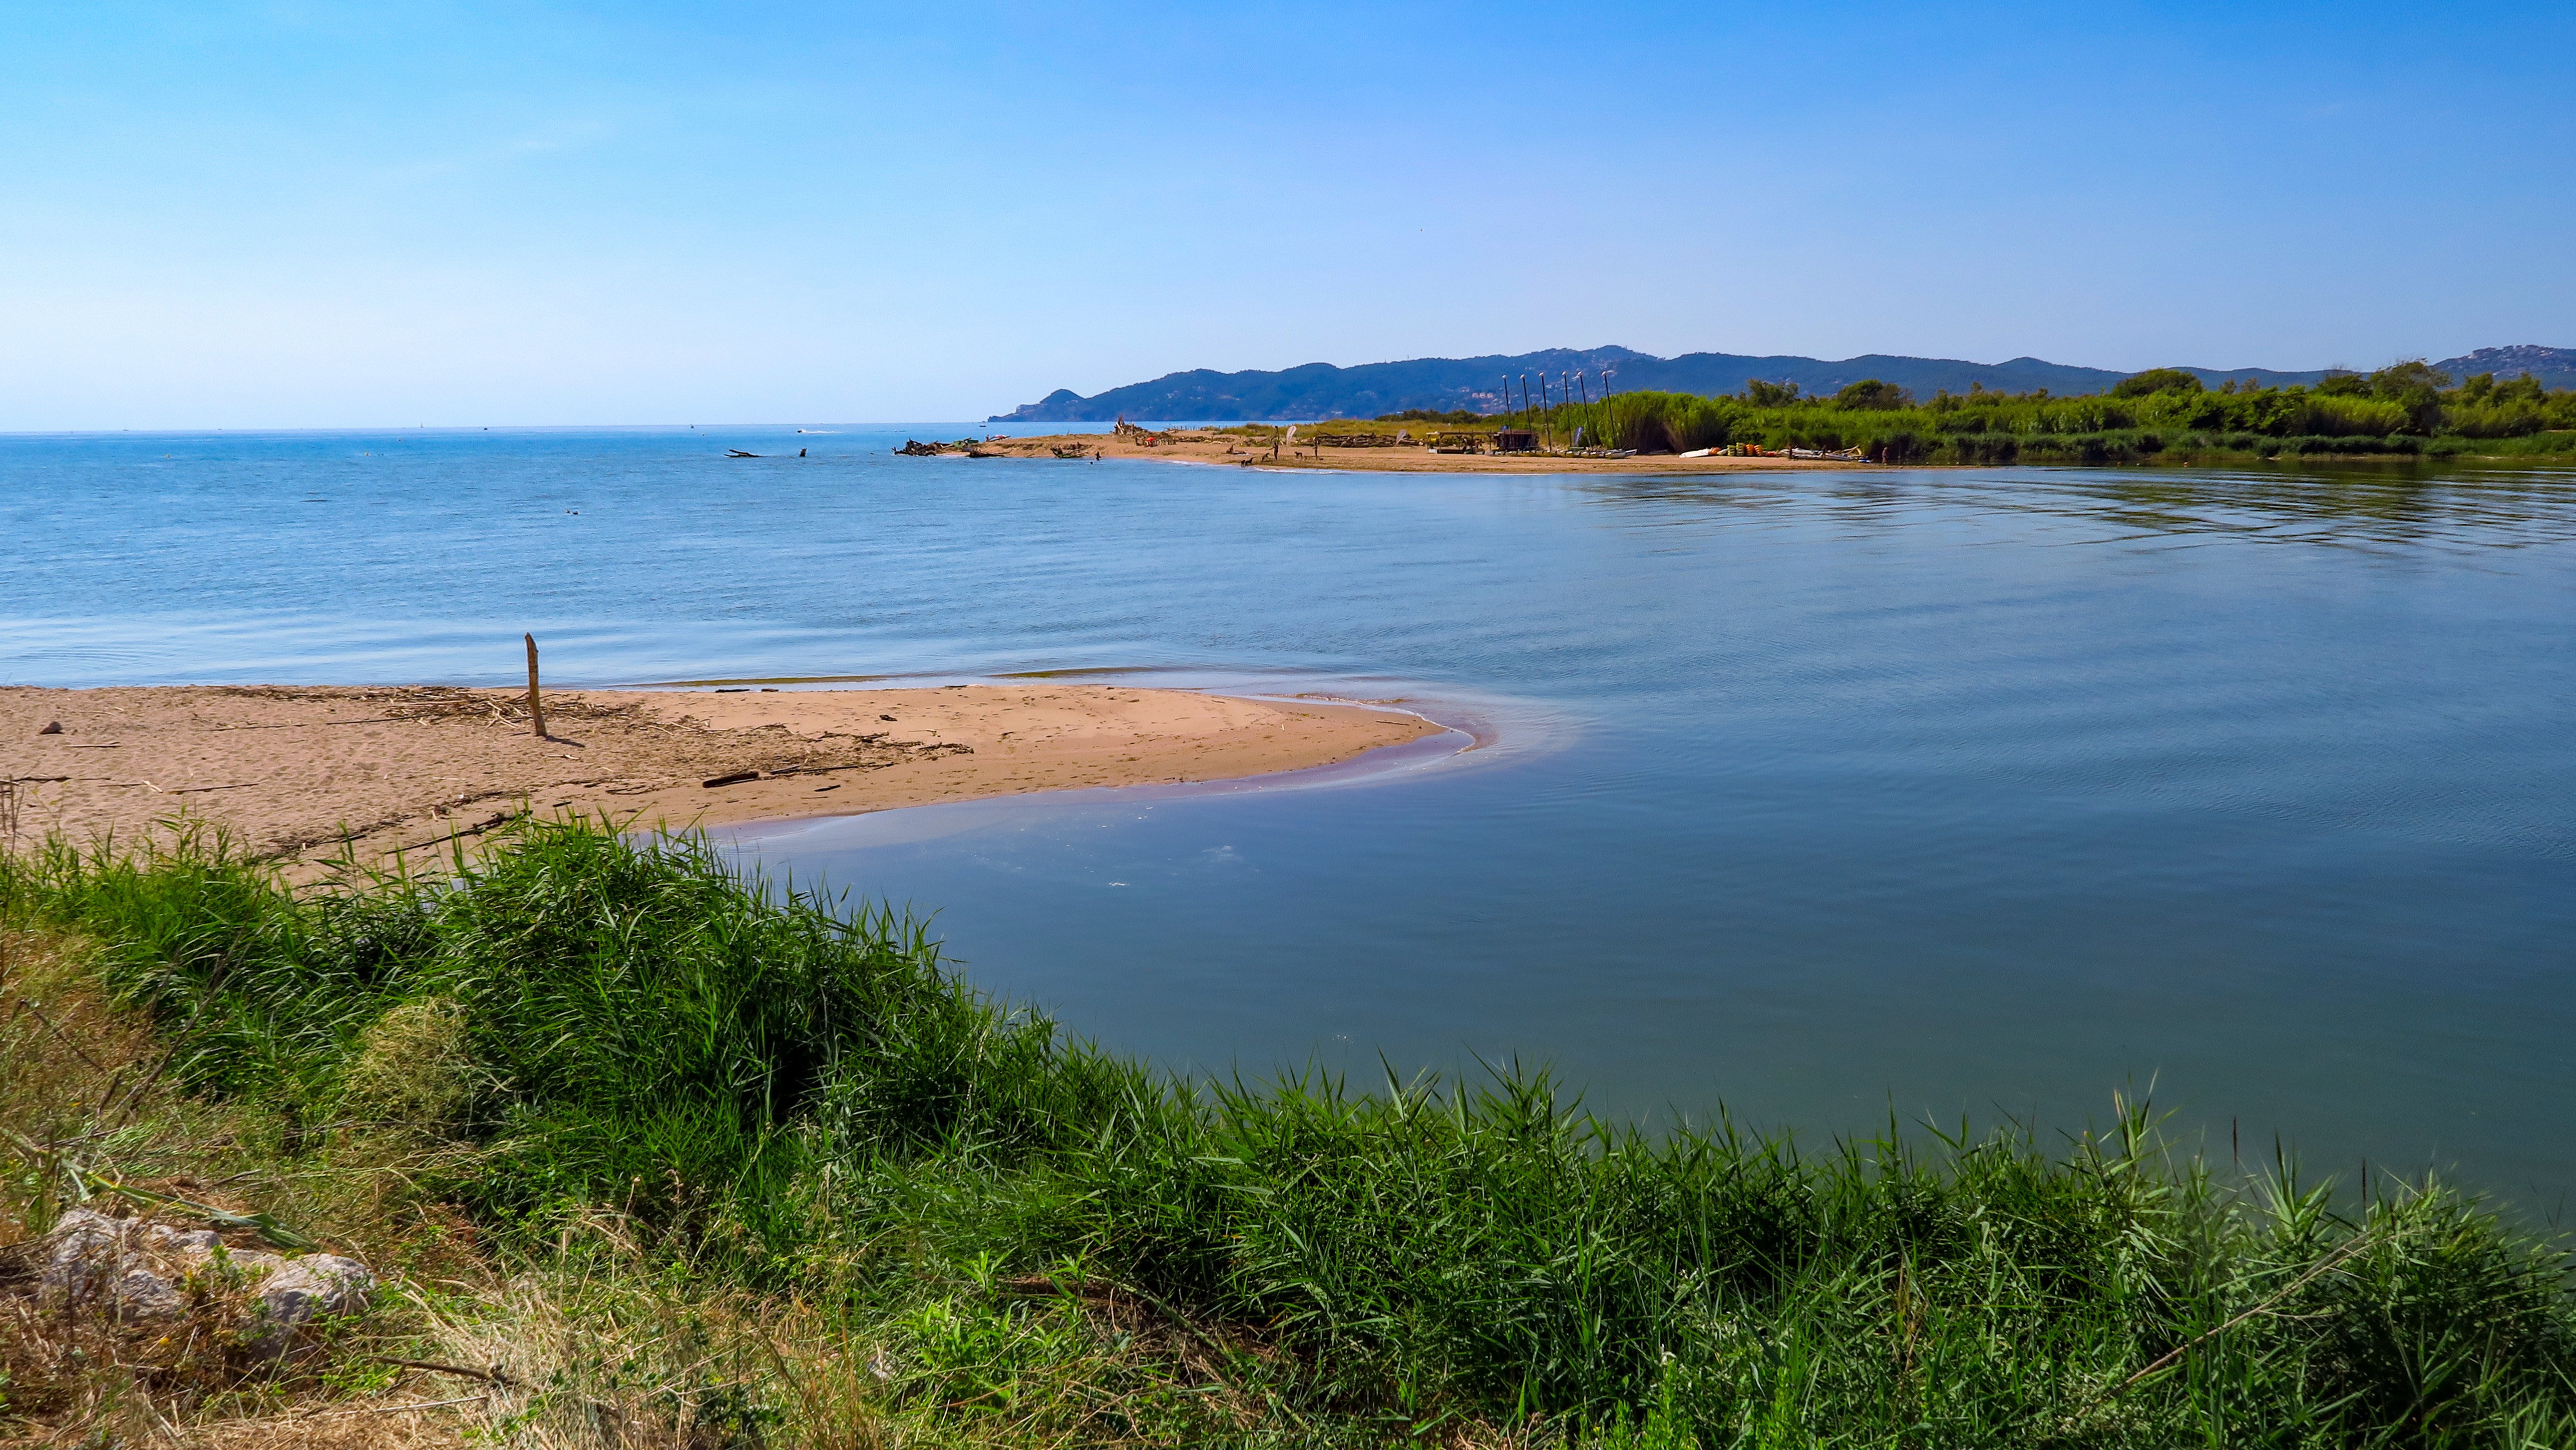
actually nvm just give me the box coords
[1,818,2569,1445]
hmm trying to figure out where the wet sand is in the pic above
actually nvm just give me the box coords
[2,684,1438,866]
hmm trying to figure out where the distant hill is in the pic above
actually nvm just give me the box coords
[2433,345,2576,391]
[990,346,2349,423]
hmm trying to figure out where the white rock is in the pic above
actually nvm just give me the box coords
[255,1253,372,1327]
[39,1208,140,1307]
[145,1224,223,1254]
[32,1206,372,1344]
[113,1264,186,1319]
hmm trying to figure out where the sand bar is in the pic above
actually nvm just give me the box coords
[952,430,1874,473]
[2,684,1440,867]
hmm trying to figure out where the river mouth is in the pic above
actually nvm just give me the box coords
[12,428,2575,1203]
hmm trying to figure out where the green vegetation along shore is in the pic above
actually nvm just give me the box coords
[1422,361,2576,466]
[4,818,2572,1445]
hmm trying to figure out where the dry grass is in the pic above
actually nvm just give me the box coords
[0,928,484,1446]
[177,1409,472,1450]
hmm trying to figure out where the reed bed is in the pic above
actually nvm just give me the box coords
[1528,364,2576,466]
[3,819,2570,1446]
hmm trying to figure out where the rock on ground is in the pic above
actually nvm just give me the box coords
[33,1207,371,1347]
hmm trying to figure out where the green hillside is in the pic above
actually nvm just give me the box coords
[993,345,2576,425]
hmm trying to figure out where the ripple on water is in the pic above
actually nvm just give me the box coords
[7,432,2575,1201]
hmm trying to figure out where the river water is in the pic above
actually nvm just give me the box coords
[10,426,2573,1202]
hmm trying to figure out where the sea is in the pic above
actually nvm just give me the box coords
[9,425,2573,1206]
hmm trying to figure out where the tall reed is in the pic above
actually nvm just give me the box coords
[1521,370,2576,463]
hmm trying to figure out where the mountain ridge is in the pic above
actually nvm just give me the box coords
[992,344,2576,422]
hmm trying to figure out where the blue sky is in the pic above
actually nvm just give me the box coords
[5,2,2570,427]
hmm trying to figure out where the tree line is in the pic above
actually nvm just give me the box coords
[1527,361,2576,463]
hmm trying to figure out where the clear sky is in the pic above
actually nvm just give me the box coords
[6,2,2570,428]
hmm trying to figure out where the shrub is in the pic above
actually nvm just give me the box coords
[1832,379,1912,411]
[2111,368,2204,398]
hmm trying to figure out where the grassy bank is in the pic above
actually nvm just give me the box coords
[4,818,2572,1445]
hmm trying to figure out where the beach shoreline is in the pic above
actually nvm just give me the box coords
[932,429,1875,473]
[3,683,1441,868]
[932,429,2561,473]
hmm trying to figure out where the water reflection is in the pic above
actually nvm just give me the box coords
[1578,463,2576,552]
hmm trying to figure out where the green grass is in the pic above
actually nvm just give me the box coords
[6,818,2573,1446]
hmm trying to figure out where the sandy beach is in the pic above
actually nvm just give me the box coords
[2,683,1439,867]
[936,429,1875,473]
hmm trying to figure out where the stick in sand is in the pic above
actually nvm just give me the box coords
[524,633,546,739]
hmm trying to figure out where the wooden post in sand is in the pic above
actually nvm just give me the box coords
[524,633,546,739]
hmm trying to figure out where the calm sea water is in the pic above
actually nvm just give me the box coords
[10,426,2574,1203]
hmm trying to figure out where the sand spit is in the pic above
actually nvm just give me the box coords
[2,684,1439,867]
[952,430,1872,474]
